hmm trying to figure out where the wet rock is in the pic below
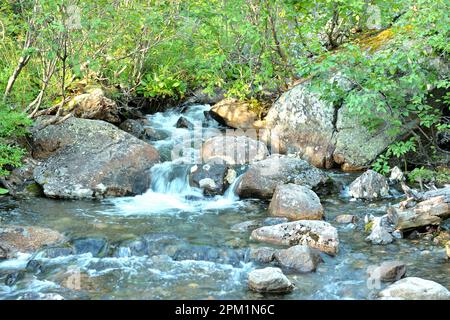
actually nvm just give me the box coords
[202,135,269,165]
[189,162,231,196]
[237,155,332,199]
[119,119,148,140]
[72,238,109,257]
[274,245,322,273]
[68,88,120,124]
[172,245,245,267]
[368,261,406,282]
[5,271,25,286]
[268,184,324,221]
[248,267,294,293]
[231,220,263,232]
[32,117,160,199]
[0,158,42,198]
[209,98,259,129]
[366,208,398,245]
[335,214,357,224]
[392,230,403,239]
[114,233,184,257]
[349,170,389,200]
[25,260,43,274]
[144,127,169,141]
[176,116,194,129]
[249,247,276,264]
[0,225,66,258]
[379,277,450,300]
[251,220,339,255]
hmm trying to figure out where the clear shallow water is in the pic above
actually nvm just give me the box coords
[0,105,449,300]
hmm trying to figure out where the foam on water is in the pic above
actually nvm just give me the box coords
[105,104,243,216]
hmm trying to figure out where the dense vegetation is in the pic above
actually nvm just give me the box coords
[0,0,448,183]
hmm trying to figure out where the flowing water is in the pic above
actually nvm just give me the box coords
[0,105,449,300]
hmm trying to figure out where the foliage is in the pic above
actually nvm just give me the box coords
[0,103,31,177]
[408,167,450,185]
[0,0,448,176]
[301,0,449,174]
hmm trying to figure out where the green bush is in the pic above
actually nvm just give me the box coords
[0,103,32,178]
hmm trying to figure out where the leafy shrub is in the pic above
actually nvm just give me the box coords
[0,103,32,177]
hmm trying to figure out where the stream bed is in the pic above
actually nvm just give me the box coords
[0,105,449,300]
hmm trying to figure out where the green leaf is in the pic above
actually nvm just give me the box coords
[0,188,9,195]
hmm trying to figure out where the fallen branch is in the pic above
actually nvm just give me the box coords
[395,186,450,231]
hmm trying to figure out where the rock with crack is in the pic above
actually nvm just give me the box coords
[31,117,160,199]
[349,170,390,200]
[251,220,339,255]
[378,277,450,300]
[273,245,322,273]
[248,247,277,264]
[176,116,194,129]
[237,155,332,199]
[268,184,324,220]
[248,267,294,293]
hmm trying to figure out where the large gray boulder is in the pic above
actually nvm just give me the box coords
[268,184,324,220]
[264,80,397,170]
[349,170,390,200]
[251,220,339,255]
[333,105,397,171]
[379,277,450,300]
[264,83,336,168]
[248,267,294,293]
[237,155,332,199]
[32,117,160,199]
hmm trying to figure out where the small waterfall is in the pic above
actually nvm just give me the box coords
[150,162,195,196]
[106,104,244,215]
[223,174,243,201]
